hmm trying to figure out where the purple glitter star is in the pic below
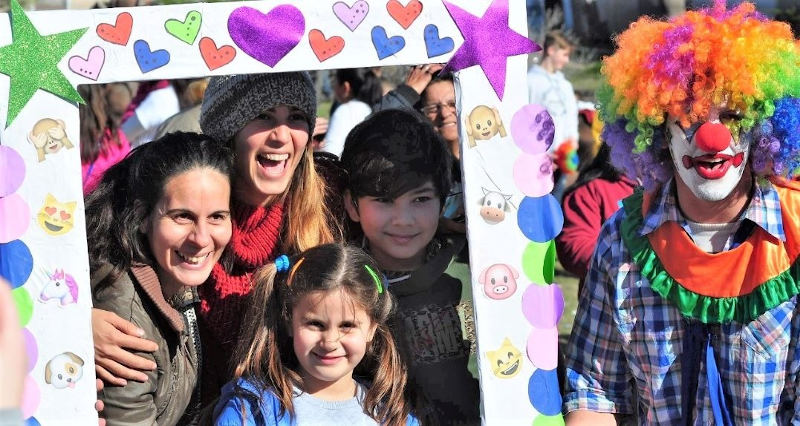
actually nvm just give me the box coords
[442,0,540,99]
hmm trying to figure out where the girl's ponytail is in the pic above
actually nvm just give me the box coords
[363,324,412,426]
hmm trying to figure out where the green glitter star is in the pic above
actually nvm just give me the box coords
[0,0,87,126]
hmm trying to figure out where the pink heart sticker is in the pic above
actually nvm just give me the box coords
[332,0,369,32]
[68,46,105,81]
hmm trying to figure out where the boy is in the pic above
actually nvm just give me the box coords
[340,109,480,425]
[528,30,579,199]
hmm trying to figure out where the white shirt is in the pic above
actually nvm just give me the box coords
[527,64,579,150]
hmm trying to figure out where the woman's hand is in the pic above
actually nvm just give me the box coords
[92,308,158,386]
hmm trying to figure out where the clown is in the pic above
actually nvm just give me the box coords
[564,1,800,425]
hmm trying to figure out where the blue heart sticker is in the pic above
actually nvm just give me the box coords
[371,26,405,60]
[423,24,454,58]
[133,40,171,73]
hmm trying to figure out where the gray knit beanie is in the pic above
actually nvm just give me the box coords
[200,72,317,143]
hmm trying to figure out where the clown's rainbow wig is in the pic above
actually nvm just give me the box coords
[598,0,800,189]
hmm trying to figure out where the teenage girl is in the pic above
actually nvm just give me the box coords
[214,244,418,426]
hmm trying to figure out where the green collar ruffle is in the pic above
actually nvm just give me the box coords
[620,190,800,324]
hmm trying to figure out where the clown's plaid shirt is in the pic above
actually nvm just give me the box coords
[563,178,800,424]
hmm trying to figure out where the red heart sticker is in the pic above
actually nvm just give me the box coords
[308,29,344,62]
[97,12,133,46]
[386,0,423,30]
[199,37,236,71]
[60,211,71,221]
[44,207,56,216]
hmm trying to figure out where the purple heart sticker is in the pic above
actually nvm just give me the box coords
[333,0,369,32]
[228,5,305,67]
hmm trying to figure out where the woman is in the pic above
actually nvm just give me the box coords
[87,132,234,424]
[321,68,382,157]
[91,72,343,405]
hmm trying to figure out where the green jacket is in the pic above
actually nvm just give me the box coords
[92,265,201,426]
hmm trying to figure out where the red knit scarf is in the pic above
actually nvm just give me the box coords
[199,200,284,348]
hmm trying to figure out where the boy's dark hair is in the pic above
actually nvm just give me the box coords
[340,109,452,205]
[543,30,573,55]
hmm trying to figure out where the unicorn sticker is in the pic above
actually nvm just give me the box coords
[39,269,78,307]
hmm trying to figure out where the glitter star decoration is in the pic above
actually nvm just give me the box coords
[0,0,87,126]
[442,0,539,99]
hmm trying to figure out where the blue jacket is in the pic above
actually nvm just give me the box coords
[213,378,419,426]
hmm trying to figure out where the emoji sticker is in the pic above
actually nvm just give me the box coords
[38,269,79,307]
[478,187,512,224]
[37,194,76,236]
[465,105,507,148]
[479,263,519,300]
[27,118,74,162]
[486,337,523,379]
[44,352,84,389]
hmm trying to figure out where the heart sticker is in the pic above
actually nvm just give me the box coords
[165,10,202,45]
[309,29,344,62]
[199,37,236,71]
[371,26,405,60]
[96,12,133,46]
[332,0,369,32]
[386,0,422,30]
[228,5,304,67]
[423,24,453,58]
[133,40,171,73]
[68,46,105,81]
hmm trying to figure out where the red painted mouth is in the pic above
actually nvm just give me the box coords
[682,153,744,179]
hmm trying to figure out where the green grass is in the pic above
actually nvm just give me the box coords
[556,261,580,346]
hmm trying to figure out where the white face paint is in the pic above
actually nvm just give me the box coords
[666,110,750,202]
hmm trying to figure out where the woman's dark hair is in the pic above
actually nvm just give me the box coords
[79,83,132,164]
[336,68,383,106]
[232,243,412,426]
[86,131,234,290]
[563,143,624,199]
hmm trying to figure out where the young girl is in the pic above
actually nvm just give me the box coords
[213,244,417,426]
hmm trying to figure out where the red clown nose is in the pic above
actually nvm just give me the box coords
[693,122,731,153]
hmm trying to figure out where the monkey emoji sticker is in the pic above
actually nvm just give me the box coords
[486,337,523,379]
[27,118,74,162]
[37,194,76,236]
[465,105,507,148]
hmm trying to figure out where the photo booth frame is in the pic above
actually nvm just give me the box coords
[0,0,565,423]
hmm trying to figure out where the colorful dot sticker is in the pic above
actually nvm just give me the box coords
[517,195,564,243]
[521,283,564,328]
[0,145,26,196]
[528,368,561,416]
[21,375,40,419]
[521,240,556,284]
[0,239,33,288]
[23,328,37,372]
[511,104,555,154]
[526,326,558,369]
[513,153,554,198]
[532,414,565,426]
[0,193,31,243]
[12,287,33,327]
